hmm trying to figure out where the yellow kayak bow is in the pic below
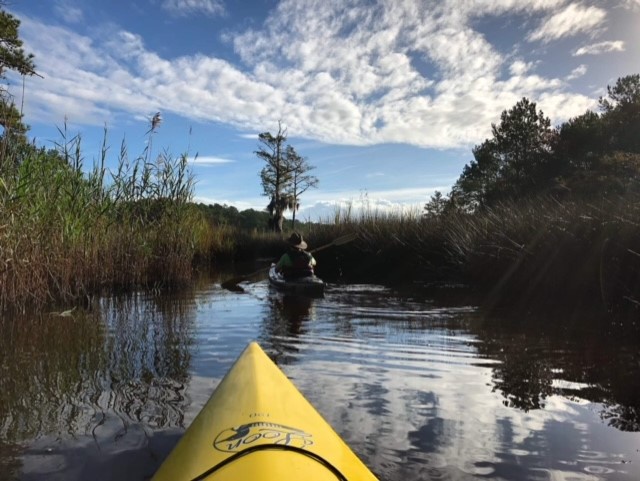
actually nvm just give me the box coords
[152,342,379,481]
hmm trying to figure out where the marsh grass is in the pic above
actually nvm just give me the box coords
[0,125,225,310]
[313,196,640,316]
[4,121,639,319]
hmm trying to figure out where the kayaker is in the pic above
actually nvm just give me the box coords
[276,232,317,279]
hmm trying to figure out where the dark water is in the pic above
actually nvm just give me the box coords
[1,277,639,481]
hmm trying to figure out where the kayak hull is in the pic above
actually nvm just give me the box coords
[268,264,325,297]
[152,342,377,481]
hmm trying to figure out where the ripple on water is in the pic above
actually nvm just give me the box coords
[1,280,640,481]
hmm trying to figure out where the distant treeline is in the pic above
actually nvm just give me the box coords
[194,202,317,231]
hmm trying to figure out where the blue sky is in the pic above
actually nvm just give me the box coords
[6,0,640,221]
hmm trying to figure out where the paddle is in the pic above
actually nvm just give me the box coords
[220,232,357,291]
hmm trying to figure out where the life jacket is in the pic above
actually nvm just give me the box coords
[282,248,314,279]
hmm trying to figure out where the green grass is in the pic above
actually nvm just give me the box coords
[0,127,226,310]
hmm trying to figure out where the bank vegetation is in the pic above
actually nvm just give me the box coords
[1,4,639,320]
[309,74,640,321]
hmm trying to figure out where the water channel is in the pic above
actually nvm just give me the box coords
[1,275,639,480]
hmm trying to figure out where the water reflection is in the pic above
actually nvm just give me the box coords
[99,294,195,429]
[269,294,315,335]
[0,292,196,480]
[0,280,639,481]
[0,310,105,442]
[256,285,640,481]
[471,312,640,431]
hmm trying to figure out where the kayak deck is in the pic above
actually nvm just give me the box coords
[152,342,378,481]
[268,264,325,296]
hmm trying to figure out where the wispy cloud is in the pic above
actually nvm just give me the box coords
[14,0,606,150]
[528,3,607,43]
[623,0,640,10]
[574,40,625,56]
[190,155,235,165]
[567,64,587,80]
[54,0,83,23]
[160,0,225,18]
[510,60,536,76]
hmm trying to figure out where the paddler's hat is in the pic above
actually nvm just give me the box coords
[287,232,307,250]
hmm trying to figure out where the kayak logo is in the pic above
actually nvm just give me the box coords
[214,422,314,452]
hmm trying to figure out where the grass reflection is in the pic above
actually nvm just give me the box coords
[0,293,196,446]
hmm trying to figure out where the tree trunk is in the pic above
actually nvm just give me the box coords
[275,213,284,233]
[269,209,284,233]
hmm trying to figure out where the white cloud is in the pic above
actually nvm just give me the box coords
[161,0,225,17]
[528,3,607,43]
[14,0,608,150]
[194,195,264,211]
[510,60,535,76]
[239,0,595,146]
[574,40,625,56]
[566,64,587,80]
[303,186,444,208]
[623,0,640,9]
[190,155,235,165]
[537,92,593,123]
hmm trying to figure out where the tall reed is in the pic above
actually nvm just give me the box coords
[0,123,219,311]
[313,195,640,315]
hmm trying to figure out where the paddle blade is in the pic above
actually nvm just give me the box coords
[220,264,272,292]
[331,232,357,246]
[310,232,357,254]
[220,279,246,292]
